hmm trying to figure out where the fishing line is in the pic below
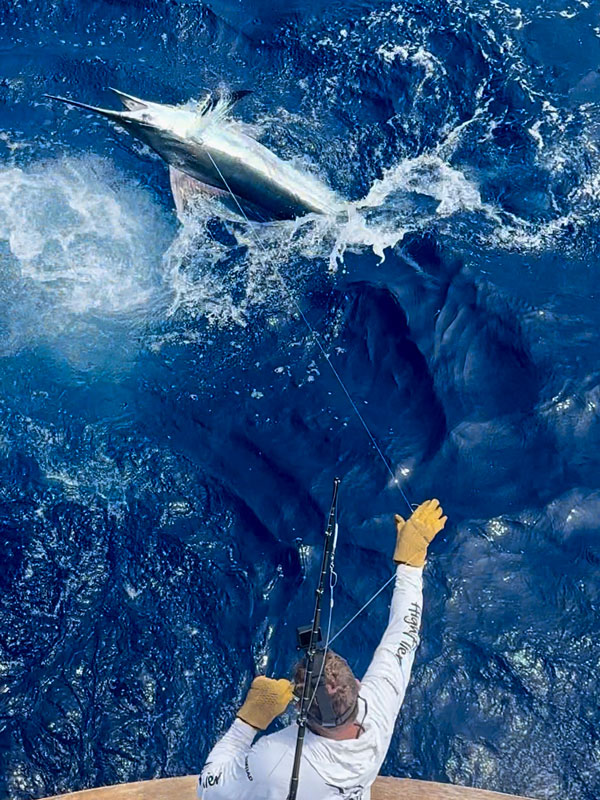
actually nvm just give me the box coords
[204,149,413,514]
[205,151,421,652]
[328,572,396,646]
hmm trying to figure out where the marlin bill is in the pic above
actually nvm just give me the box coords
[45,89,345,222]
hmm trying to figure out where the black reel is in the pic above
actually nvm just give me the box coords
[296,624,322,651]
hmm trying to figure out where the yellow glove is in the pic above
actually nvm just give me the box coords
[393,498,447,567]
[237,676,294,730]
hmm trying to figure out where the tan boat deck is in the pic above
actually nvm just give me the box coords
[45,774,535,800]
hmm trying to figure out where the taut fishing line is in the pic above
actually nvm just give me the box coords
[204,150,418,797]
[204,150,413,514]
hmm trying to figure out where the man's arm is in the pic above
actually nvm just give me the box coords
[360,564,423,740]
[361,499,446,752]
[198,677,293,799]
[198,719,256,799]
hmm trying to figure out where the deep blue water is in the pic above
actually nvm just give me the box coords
[1,1,600,799]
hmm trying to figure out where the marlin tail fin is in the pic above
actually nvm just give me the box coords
[200,89,252,123]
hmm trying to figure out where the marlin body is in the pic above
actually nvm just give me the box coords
[46,90,345,222]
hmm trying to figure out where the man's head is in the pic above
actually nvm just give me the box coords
[293,650,359,735]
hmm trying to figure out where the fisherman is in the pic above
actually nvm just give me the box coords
[198,498,447,800]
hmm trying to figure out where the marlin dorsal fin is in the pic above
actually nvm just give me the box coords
[109,89,149,112]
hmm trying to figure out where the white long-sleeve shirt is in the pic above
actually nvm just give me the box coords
[198,564,423,800]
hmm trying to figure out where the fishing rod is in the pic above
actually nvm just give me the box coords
[287,476,340,800]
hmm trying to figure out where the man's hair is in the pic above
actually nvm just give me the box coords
[293,650,359,729]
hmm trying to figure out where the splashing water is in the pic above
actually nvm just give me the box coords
[0,157,172,362]
[163,143,488,328]
[0,120,589,352]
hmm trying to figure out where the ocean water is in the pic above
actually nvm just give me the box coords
[1,1,599,798]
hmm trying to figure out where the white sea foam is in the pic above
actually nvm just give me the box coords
[376,43,410,64]
[488,131,600,252]
[357,154,483,216]
[0,157,169,315]
[0,156,171,361]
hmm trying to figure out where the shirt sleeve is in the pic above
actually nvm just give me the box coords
[198,718,257,799]
[359,563,423,750]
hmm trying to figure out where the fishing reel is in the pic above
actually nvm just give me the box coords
[296,624,322,651]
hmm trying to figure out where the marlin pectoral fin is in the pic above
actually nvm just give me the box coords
[169,166,225,217]
[169,166,278,223]
[44,94,125,123]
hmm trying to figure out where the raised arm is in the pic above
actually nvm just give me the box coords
[198,677,293,799]
[360,499,446,752]
[360,564,423,739]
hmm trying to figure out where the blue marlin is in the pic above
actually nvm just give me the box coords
[45,89,345,222]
